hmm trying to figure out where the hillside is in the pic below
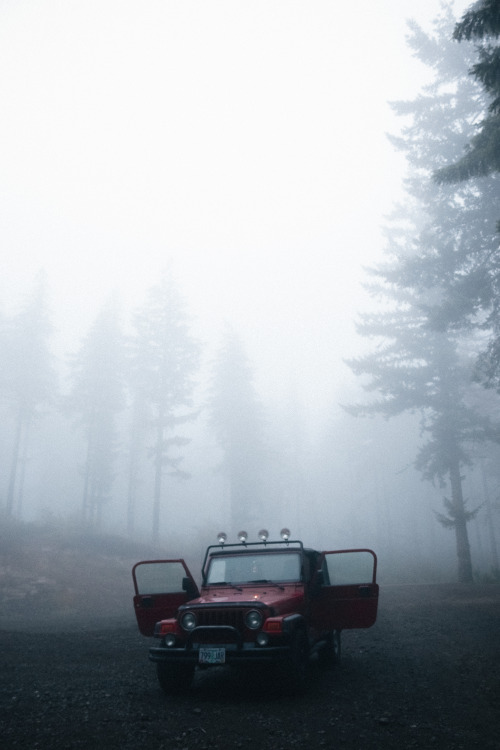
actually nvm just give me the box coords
[0,517,157,630]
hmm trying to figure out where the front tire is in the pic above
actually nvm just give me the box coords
[282,629,309,694]
[318,629,341,669]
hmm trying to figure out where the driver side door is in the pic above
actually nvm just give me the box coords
[132,559,199,637]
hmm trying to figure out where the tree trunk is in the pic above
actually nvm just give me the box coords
[6,409,24,515]
[449,459,473,583]
[15,419,30,517]
[126,400,144,537]
[81,428,92,528]
[127,452,138,538]
[152,419,163,545]
[481,460,499,572]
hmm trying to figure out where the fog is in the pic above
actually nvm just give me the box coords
[2,0,496,584]
[0,0,452,410]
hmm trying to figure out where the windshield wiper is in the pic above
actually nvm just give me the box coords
[209,581,243,591]
[247,579,285,590]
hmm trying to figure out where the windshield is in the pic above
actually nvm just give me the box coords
[206,551,301,585]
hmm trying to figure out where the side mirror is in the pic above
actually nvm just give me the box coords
[182,577,198,600]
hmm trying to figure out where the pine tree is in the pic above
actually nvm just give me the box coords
[435,0,500,183]
[346,286,494,582]
[346,7,500,582]
[125,388,149,538]
[1,273,57,516]
[432,0,500,386]
[384,5,495,332]
[208,327,267,533]
[129,270,200,544]
[66,299,126,531]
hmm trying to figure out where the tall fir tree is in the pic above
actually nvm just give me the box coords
[125,387,149,538]
[432,0,500,387]
[66,299,126,531]
[208,327,267,533]
[435,0,500,183]
[346,6,500,582]
[129,269,200,545]
[1,272,57,516]
[346,288,494,582]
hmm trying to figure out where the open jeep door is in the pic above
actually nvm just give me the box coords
[132,560,199,637]
[310,549,378,631]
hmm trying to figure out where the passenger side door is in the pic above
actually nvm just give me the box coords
[310,549,378,631]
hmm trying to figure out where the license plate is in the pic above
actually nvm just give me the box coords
[199,647,225,664]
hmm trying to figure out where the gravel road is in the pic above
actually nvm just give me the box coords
[1,583,499,750]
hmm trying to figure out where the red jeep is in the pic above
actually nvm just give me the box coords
[132,529,379,693]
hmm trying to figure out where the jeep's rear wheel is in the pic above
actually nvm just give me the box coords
[156,663,194,694]
[318,629,341,668]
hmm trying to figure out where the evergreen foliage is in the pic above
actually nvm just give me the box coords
[65,299,126,530]
[208,326,267,532]
[346,5,500,582]
[129,269,200,544]
[1,272,57,516]
[430,0,500,386]
[435,0,500,182]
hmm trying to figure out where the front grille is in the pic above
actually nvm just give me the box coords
[194,608,245,631]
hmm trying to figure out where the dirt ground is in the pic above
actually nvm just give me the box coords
[1,582,499,750]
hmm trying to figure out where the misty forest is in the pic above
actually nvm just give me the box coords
[2,1,500,586]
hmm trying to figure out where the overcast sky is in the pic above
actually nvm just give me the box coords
[0,0,471,417]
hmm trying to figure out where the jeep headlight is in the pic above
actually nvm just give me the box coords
[245,609,263,630]
[180,612,197,631]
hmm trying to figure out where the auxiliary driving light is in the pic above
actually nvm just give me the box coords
[258,529,269,542]
[280,528,291,541]
[217,532,227,545]
[165,633,176,647]
[256,632,269,646]
[238,530,248,543]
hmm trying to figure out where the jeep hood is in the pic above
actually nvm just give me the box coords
[189,584,304,613]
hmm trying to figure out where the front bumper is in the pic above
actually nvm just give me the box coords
[149,624,291,665]
[149,643,291,664]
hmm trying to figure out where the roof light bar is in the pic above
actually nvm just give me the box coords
[216,529,292,545]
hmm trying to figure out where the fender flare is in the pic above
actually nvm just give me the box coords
[282,613,306,636]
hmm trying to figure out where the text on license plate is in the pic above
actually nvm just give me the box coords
[199,647,225,664]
